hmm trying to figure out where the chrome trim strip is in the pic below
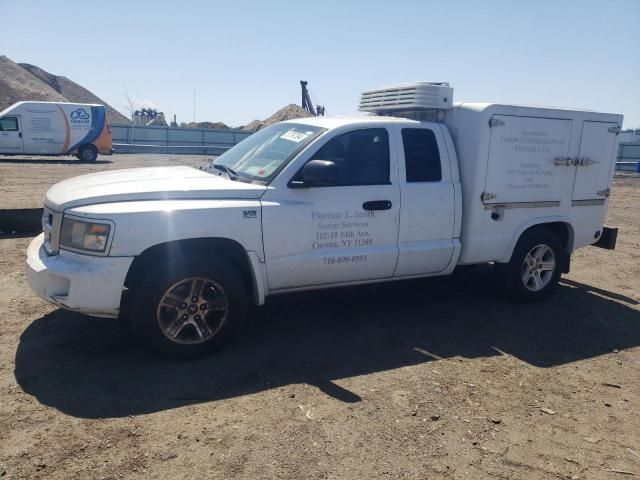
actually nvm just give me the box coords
[483,201,560,210]
[572,199,605,207]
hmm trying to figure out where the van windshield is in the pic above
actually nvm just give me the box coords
[205,123,325,183]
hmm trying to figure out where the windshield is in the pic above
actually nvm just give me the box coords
[205,123,325,183]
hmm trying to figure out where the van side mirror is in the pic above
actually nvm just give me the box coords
[301,160,338,187]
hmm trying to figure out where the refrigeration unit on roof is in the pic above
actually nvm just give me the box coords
[359,81,454,120]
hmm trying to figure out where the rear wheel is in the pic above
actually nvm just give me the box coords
[496,228,563,302]
[77,144,98,162]
[131,256,247,359]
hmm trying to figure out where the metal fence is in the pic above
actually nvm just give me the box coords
[110,123,253,155]
[616,142,640,173]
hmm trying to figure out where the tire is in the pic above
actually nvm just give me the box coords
[496,227,564,302]
[77,144,98,162]
[130,256,247,359]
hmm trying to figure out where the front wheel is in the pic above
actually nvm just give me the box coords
[131,257,247,359]
[496,228,564,302]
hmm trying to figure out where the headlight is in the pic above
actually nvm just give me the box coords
[60,217,112,253]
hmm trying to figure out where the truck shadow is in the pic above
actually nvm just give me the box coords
[14,266,640,418]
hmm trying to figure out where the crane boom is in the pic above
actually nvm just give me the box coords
[300,80,316,116]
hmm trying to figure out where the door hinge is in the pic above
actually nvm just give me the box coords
[481,192,497,202]
[608,125,621,135]
[597,188,610,198]
[489,118,505,128]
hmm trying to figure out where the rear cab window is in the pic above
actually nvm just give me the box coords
[401,128,442,182]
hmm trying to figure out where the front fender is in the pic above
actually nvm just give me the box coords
[66,199,264,259]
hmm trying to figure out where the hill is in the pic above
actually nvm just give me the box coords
[0,55,129,123]
[0,55,67,106]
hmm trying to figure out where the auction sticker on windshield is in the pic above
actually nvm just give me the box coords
[280,130,309,143]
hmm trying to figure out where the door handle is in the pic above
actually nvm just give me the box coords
[362,200,392,211]
[19,132,22,138]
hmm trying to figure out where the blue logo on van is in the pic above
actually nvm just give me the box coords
[70,108,90,123]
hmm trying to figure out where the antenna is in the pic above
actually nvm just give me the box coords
[193,88,196,123]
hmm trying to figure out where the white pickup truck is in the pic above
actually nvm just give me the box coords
[26,82,622,358]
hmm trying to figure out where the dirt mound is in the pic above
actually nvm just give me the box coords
[243,103,313,132]
[0,56,67,109]
[185,121,230,130]
[0,55,129,123]
[19,62,129,124]
[242,119,264,132]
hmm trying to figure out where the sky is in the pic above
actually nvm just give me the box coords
[1,0,639,128]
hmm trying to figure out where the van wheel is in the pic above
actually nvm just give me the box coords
[496,228,563,302]
[131,256,247,359]
[77,144,98,162]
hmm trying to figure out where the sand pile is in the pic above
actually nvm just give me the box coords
[0,55,129,123]
[186,121,230,129]
[242,104,313,132]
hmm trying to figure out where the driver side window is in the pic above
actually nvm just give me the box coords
[0,117,19,131]
[308,128,390,186]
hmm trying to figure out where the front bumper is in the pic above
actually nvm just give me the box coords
[26,233,134,318]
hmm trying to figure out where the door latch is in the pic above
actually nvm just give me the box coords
[553,157,575,166]
[577,157,599,166]
[553,157,599,166]
[481,192,497,202]
[596,188,610,198]
[362,200,392,211]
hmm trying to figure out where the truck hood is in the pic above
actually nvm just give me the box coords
[45,166,268,211]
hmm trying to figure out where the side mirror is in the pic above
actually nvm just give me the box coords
[301,160,338,187]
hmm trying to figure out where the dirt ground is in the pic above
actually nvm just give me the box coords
[0,155,638,479]
[0,154,208,209]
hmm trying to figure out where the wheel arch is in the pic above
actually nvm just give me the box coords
[502,217,575,270]
[77,143,97,153]
[124,237,261,304]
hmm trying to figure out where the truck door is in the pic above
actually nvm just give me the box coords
[394,125,456,276]
[0,116,24,154]
[572,121,619,202]
[261,127,401,291]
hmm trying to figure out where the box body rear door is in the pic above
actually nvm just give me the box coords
[572,121,619,201]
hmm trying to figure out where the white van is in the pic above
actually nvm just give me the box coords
[0,101,113,161]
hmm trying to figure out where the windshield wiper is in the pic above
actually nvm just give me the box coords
[212,163,239,180]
